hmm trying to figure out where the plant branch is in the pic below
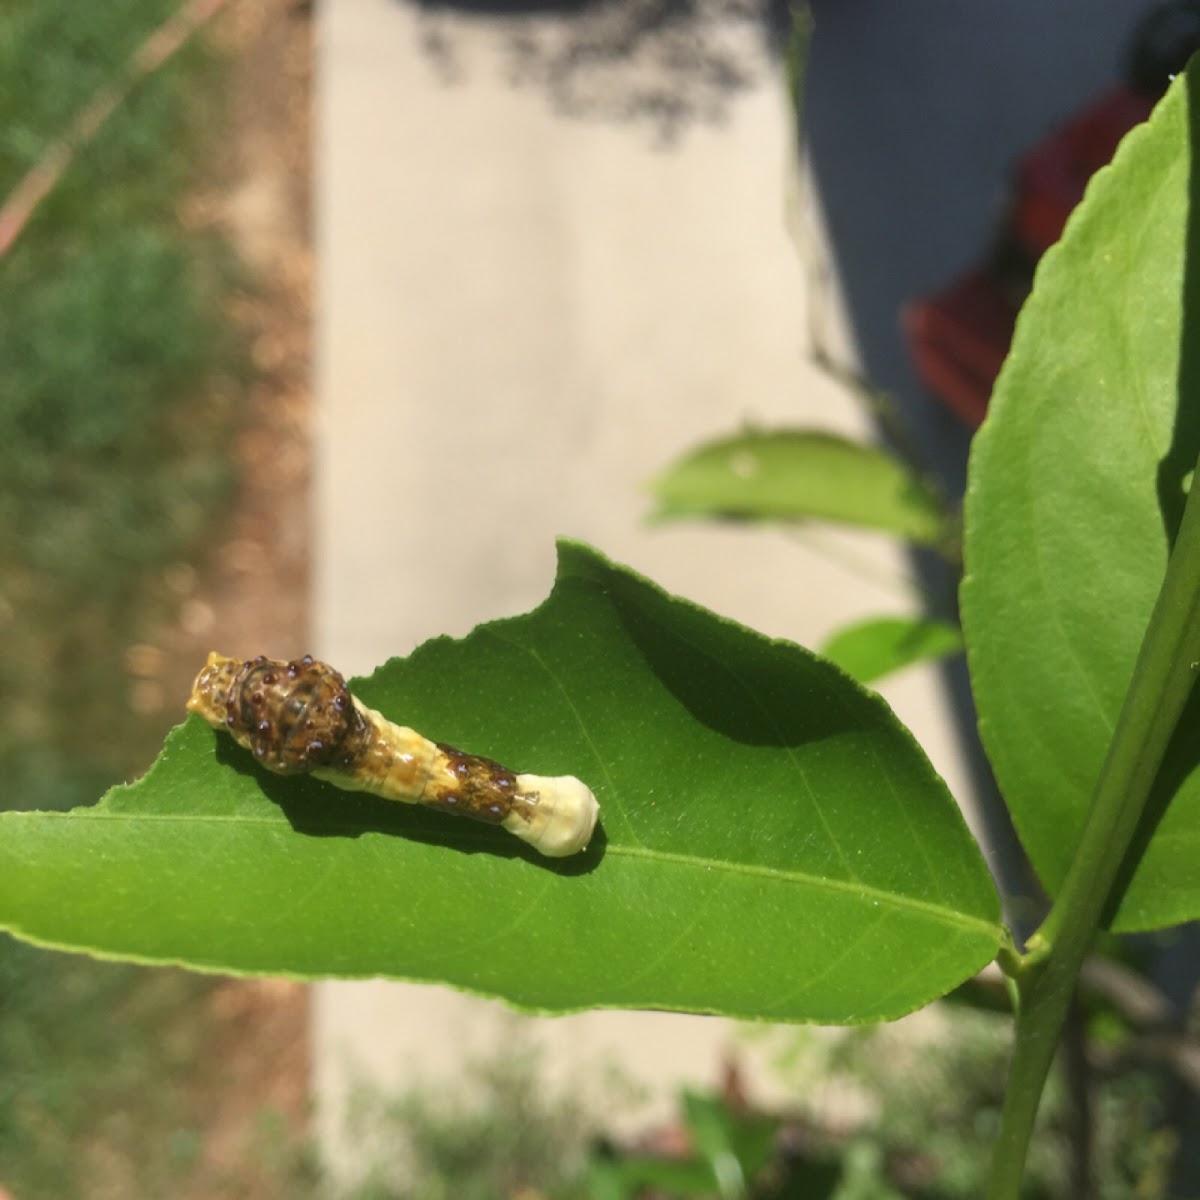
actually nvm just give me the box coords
[985,449,1200,1199]
[1062,997,1092,1200]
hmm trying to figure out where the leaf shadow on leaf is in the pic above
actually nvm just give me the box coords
[1156,68,1200,548]
[602,571,868,750]
[207,730,607,877]
[1104,679,1200,926]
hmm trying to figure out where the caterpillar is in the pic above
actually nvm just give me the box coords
[186,652,600,858]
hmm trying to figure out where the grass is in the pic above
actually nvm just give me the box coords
[332,1039,603,1200]
[0,0,242,809]
[0,941,221,1199]
[0,3,254,1196]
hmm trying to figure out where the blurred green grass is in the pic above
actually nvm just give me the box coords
[0,0,244,811]
[0,939,222,1198]
[0,5,262,1196]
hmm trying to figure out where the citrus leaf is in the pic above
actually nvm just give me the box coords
[0,542,1000,1021]
[648,429,952,547]
[961,68,1200,931]
[821,617,963,684]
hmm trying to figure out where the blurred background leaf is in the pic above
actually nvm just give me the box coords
[648,429,953,550]
[821,616,963,685]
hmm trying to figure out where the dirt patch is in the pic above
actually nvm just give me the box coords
[168,0,314,1187]
[164,0,313,676]
[176,978,313,1199]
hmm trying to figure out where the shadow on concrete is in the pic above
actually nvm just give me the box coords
[415,0,598,10]
[404,0,792,141]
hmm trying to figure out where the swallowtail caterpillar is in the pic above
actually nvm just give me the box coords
[187,652,600,857]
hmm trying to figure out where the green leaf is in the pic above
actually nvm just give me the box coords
[585,1157,632,1200]
[591,1152,718,1197]
[961,68,1200,931]
[820,617,963,684]
[682,1090,778,1198]
[0,542,1000,1022]
[648,429,952,548]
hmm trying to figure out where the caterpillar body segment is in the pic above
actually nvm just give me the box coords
[186,652,599,857]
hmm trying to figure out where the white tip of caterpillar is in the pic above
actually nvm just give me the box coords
[508,773,600,857]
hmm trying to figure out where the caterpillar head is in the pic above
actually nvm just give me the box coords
[187,652,366,775]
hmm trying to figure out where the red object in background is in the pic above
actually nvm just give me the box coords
[905,87,1155,429]
[1012,86,1155,257]
[904,268,1020,429]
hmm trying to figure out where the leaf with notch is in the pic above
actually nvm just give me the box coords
[0,542,1000,1021]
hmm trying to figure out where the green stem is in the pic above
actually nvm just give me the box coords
[985,452,1200,1200]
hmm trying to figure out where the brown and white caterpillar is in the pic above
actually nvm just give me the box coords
[186,652,599,857]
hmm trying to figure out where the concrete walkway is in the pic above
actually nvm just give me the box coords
[313,0,1152,1181]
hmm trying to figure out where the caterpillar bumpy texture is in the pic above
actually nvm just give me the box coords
[187,652,599,857]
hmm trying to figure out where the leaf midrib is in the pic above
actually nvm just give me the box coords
[3,809,1001,939]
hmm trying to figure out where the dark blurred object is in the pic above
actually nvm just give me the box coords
[1010,87,1155,259]
[904,266,1021,429]
[904,1,1200,428]
[1127,0,1200,93]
